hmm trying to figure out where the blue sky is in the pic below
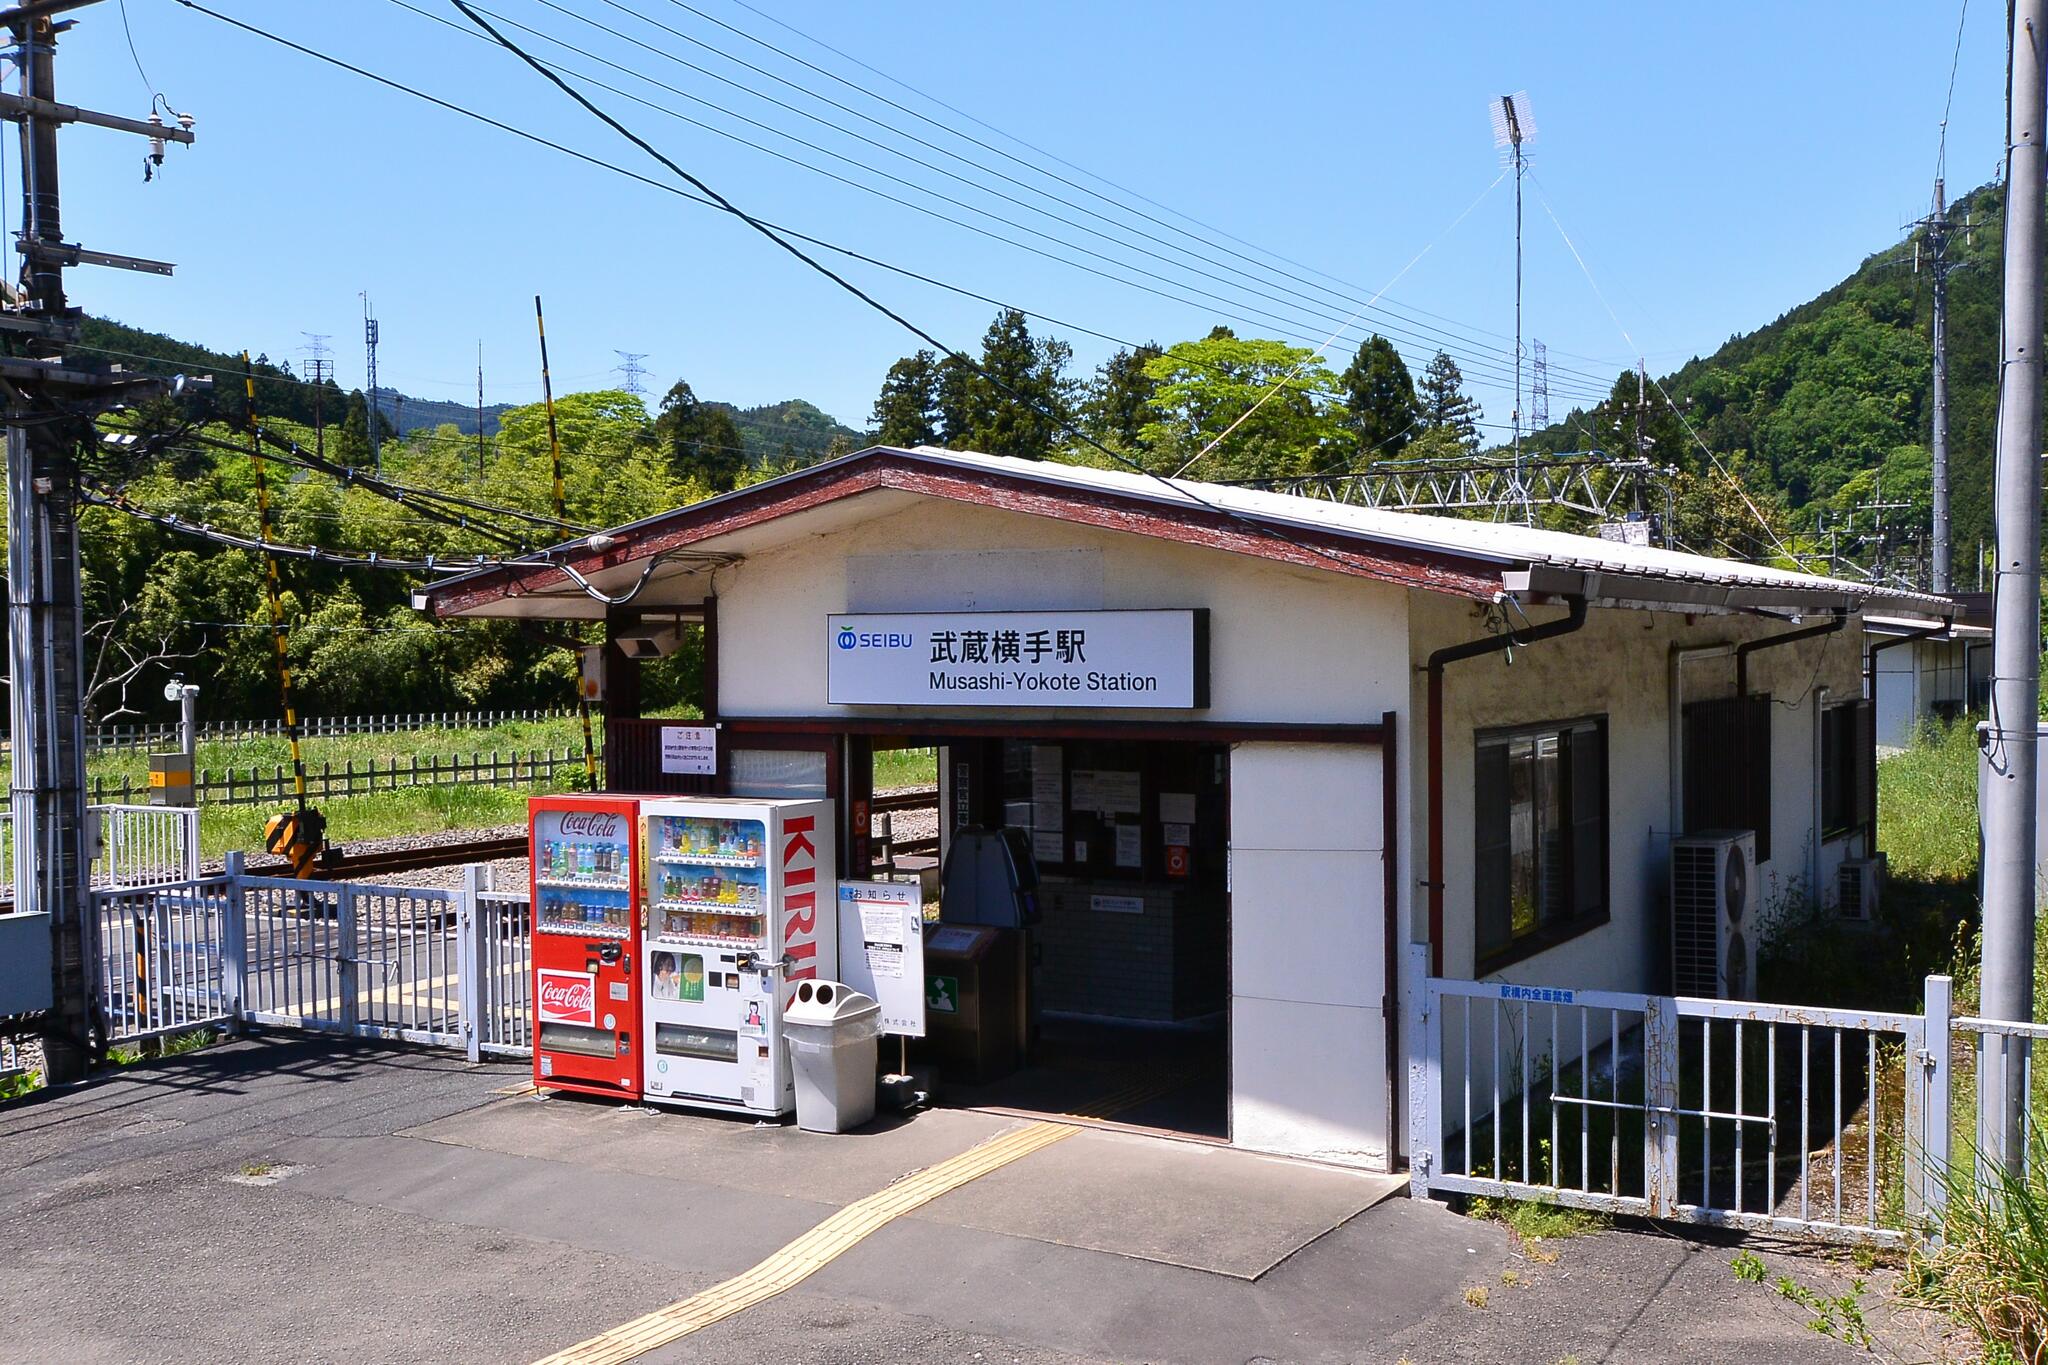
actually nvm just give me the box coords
[56,1,2001,438]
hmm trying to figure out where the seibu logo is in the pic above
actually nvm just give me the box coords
[558,811,620,839]
[780,815,820,1003]
[537,969,597,1026]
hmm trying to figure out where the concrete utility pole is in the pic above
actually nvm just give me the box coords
[1981,0,2045,1176]
[1,0,193,1082]
[1915,179,1958,594]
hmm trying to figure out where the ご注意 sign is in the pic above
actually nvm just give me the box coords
[826,610,1208,709]
[659,725,717,776]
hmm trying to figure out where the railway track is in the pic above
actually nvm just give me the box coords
[245,834,529,881]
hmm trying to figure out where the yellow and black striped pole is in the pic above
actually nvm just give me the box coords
[537,296,599,790]
[247,354,323,872]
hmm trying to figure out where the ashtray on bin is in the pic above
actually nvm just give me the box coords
[782,980,881,1133]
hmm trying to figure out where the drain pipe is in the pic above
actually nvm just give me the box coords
[1734,611,1849,701]
[1425,595,1587,974]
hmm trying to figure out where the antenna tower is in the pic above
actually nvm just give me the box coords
[1490,91,1536,523]
[360,293,381,475]
[1530,339,1550,430]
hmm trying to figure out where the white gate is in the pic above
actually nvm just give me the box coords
[1405,946,1943,1246]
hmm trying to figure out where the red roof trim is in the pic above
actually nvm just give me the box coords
[423,449,1503,617]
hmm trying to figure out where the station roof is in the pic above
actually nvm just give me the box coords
[416,445,1955,623]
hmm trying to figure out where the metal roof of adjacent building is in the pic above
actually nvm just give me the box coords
[418,444,1954,622]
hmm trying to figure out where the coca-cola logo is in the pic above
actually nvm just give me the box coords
[537,969,596,1026]
[559,812,620,839]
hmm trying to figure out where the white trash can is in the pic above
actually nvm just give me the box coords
[782,980,881,1133]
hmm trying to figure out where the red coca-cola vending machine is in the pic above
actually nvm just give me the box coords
[529,794,643,1100]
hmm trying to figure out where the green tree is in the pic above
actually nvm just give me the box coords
[1137,327,1345,481]
[933,353,977,446]
[653,379,747,492]
[1417,351,1481,451]
[1082,343,1162,453]
[1339,335,1419,462]
[964,309,1072,460]
[870,350,939,447]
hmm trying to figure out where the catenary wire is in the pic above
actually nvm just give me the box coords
[394,0,1607,401]
[712,0,1632,376]
[169,0,1598,479]
[1526,175,1797,564]
[582,0,1625,389]
[447,0,1522,589]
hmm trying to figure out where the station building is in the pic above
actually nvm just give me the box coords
[418,445,1950,1171]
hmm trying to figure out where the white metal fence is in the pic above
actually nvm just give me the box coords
[93,804,200,888]
[0,804,198,900]
[1407,945,1956,1247]
[19,707,579,755]
[92,859,532,1062]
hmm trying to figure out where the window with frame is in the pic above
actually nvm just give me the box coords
[1474,717,1609,969]
[1819,698,1875,839]
[1683,695,1772,862]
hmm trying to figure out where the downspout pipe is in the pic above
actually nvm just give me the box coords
[1425,594,1587,975]
[1735,610,1849,701]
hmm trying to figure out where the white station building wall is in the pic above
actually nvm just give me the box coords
[1405,595,1868,997]
[712,495,1410,1167]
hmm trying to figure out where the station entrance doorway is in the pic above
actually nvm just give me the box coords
[884,731,1230,1141]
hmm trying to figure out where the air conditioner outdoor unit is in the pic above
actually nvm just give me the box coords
[1837,857,1883,923]
[1671,830,1758,1000]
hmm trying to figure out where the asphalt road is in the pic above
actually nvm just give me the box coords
[0,1036,1954,1364]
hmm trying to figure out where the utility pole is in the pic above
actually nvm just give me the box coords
[475,340,485,480]
[1,0,194,1082]
[1981,0,2044,1178]
[1913,179,1959,593]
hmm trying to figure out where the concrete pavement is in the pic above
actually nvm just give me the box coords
[0,1036,1942,1363]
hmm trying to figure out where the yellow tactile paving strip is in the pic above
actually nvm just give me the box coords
[534,1071,1191,1365]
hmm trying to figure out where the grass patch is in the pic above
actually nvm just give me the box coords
[1905,1124,2048,1364]
[875,746,937,789]
[1467,1194,1610,1244]
[1878,717,1980,884]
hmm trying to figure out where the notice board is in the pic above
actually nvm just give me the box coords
[835,880,926,1037]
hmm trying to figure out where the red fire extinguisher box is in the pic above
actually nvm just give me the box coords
[529,794,644,1100]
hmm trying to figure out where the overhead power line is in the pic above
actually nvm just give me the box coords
[387,0,1609,402]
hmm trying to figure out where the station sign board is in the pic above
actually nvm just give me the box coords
[826,609,1208,710]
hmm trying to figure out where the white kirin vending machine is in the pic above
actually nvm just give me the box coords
[638,796,836,1116]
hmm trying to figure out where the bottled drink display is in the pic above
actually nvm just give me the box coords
[647,815,768,943]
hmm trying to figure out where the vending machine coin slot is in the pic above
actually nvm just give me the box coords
[598,943,621,965]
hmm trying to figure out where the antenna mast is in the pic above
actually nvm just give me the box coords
[1490,92,1536,523]
[360,291,381,475]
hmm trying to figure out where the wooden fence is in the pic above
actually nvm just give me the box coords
[86,746,598,807]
